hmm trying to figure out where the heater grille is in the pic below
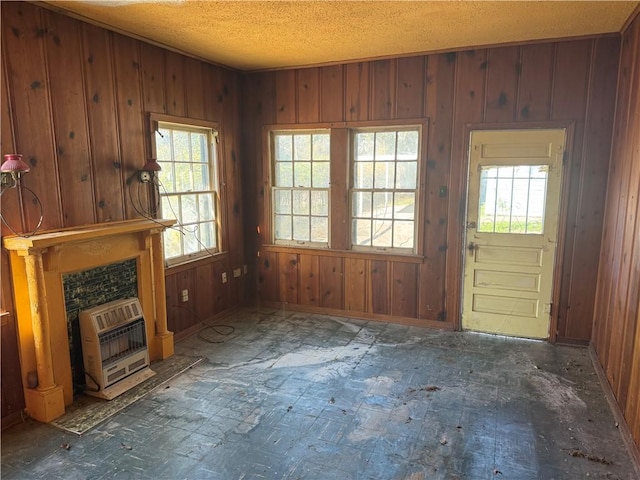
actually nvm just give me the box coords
[80,297,154,399]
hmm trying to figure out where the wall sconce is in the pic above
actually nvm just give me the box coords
[139,158,161,183]
[1,154,31,187]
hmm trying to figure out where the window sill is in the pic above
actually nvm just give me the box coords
[261,244,424,263]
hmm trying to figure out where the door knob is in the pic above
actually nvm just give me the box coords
[468,242,479,252]
[466,221,477,229]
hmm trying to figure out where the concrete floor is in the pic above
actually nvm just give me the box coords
[1,308,637,479]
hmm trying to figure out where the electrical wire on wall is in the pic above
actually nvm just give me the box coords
[0,153,44,238]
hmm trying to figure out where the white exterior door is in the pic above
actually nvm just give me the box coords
[462,129,565,339]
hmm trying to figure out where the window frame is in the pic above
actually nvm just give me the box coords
[269,128,332,248]
[265,119,428,257]
[149,113,224,267]
[349,124,424,254]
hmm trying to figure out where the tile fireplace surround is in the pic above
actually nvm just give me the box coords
[3,219,176,423]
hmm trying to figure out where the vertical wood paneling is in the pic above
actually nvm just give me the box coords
[371,59,396,120]
[195,262,215,321]
[278,253,298,304]
[298,254,320,306]
[484,46,519,123]
[176,269,195,331]
[344,258,366,311]
[516,44,555,121]
[2,2,62,230]
[420,53,455,321]
[369,260,389,315]
[164,51,185,117]
[276,70,296,124]
[165,273,180,332]
[447,49,487,324]
[44,11,95,227]
[391,262,418,317]
[185,57,205,119]
[139,42,165,113]
[212,258,231,313]
[1,43,23,236]
[320,65,344,122]
[111,33,150,218]
[297,67,320,123]
[592,13,640,450]
[330,128,349,250]
[81,23,124,223]
[258,251,279,302]
[319,256,343,309]
[203,63,223,122]
[396,56,425,119]
[345,62,369,121]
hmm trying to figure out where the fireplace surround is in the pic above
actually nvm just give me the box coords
[3,219,176,422]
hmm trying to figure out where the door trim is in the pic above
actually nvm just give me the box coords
[450,121,575,343]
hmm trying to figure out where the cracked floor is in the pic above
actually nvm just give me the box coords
[1,308,638,479]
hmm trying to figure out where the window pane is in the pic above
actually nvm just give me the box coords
[393,221,414,248]
[198,193,215,221]
[352,219,371,246]
[181,194,198,224]
[394,193,415,220]
[354,162,374,188]
[311,217,328,243]
[292,190,310,215]
[184,228,199,255]
[294,161,311,187]
[375,132,396,160]
[313,134,330,160]
[191,133,207,163]
[161,195,179,220]
[173,131,190,162]
[372,220,393,247]
[158,164,175,193]
[311,191,328,216]
[275,190,291,214]
[372,192,393,219]
[397,131,419,160]
[395,161,417,189]
[293,216,309,241]
[156,129,171,161]
[198,221,216,249]
[175,163,192,192]
[352,192,372,218]
[355,132,374,161]
[312,162,329,188]
[275,163,293,187]
[374,162,395,189]
[294,135,311,161]
[275,215,292,240]
[275,135,292,161]
[163,228,182,258]
[193,164,210,191]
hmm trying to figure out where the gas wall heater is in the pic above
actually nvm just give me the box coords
[79,297,155,400]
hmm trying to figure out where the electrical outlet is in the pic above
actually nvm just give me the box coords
[221,272,228,283]
[233,268,242,278]
[243,264,248,274]
[181,289,189,302]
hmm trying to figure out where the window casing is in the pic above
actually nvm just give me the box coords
[350,127,421,253]
[154,121,220,265]
[271,130,330,247]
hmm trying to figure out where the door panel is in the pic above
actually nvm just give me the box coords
[462,129,565,339]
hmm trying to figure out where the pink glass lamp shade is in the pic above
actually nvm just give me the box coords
[1,154,30,173]
[141,158,161,172]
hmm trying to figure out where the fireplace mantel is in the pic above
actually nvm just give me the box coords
[3,219,176,422]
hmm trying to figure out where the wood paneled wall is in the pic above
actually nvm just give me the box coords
[242,37,620,341]
[0,2,246,420]
[592,10,640,451]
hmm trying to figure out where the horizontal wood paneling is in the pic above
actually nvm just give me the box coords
[592,11,640,452]
[245,36,620,338]
[1,3,245,348]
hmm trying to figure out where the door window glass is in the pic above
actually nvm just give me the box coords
[478,165,548,234]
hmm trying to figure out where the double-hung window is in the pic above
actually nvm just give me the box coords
[351,127,421,252]
[272,130,330,246]
[154,121,220,265]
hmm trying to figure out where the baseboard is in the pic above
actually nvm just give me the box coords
[588,344,640,476]
[1,410,25,431]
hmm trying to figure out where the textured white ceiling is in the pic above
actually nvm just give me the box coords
[43,1,639,71]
